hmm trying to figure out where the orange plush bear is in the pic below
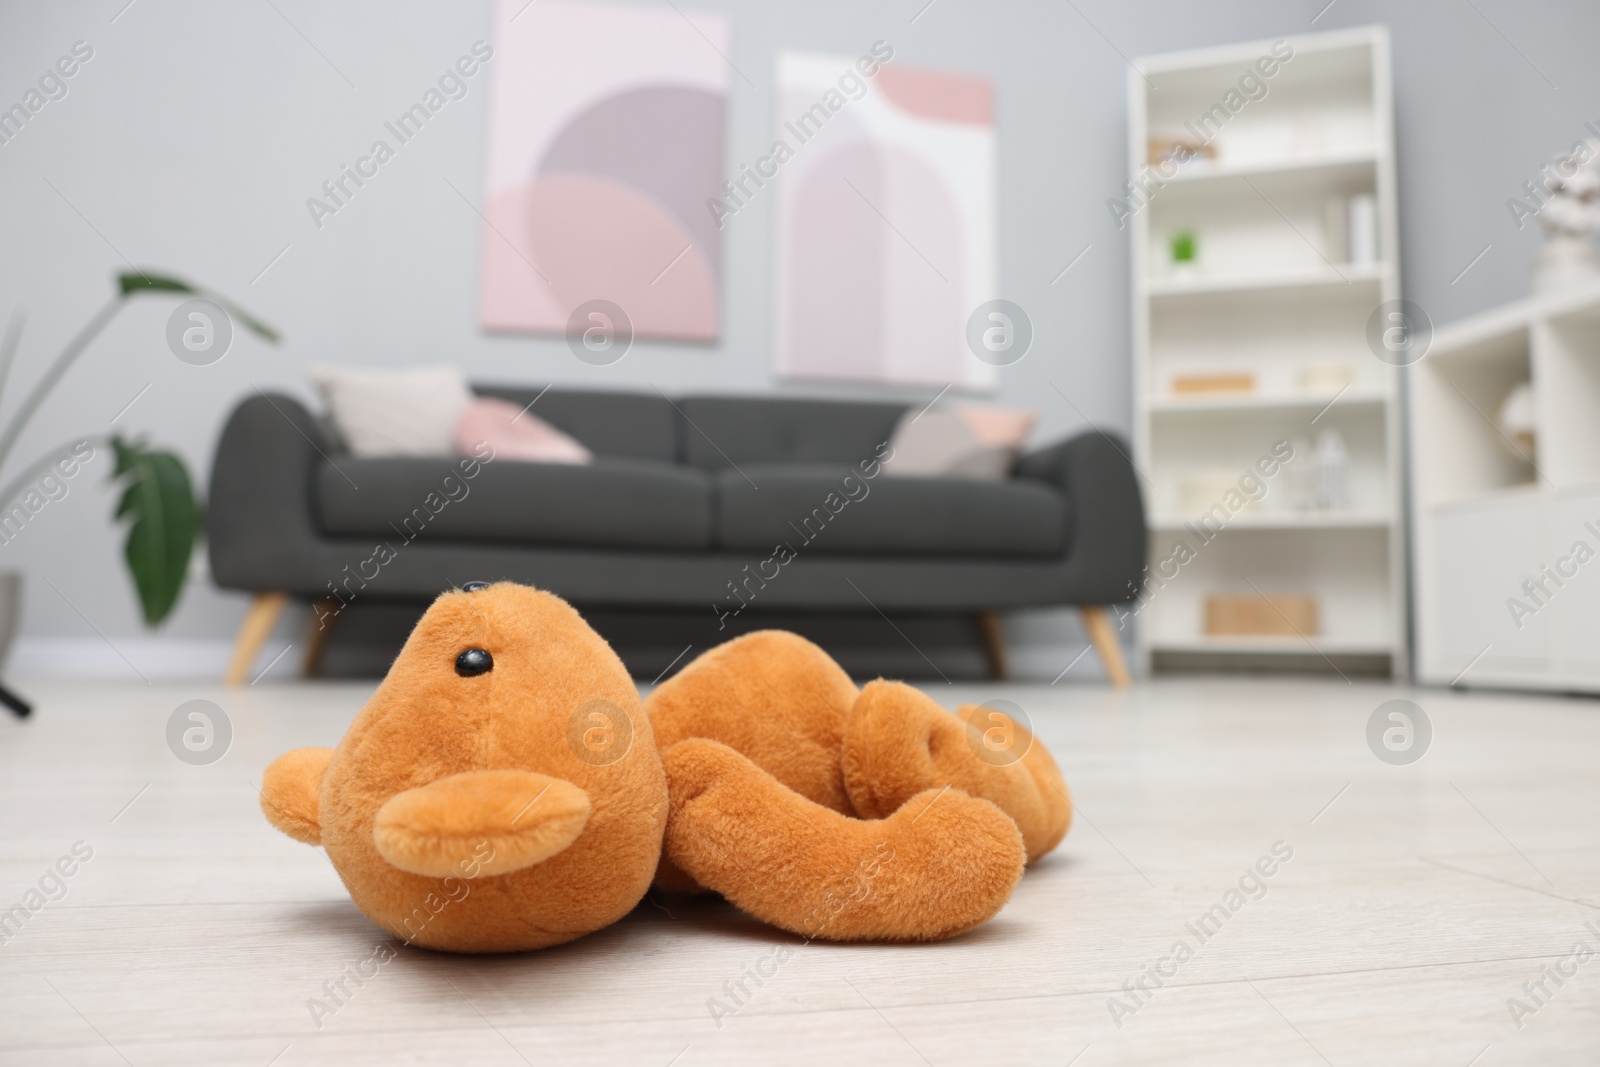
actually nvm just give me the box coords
[260,582,1071,952]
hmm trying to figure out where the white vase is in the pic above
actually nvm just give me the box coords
[1534,234,1600,292]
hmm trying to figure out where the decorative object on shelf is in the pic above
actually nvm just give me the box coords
[1168,229,1198,272]
[1321,194,1378,265]
[0,271,277,708]
[1147,137,1214,168]
[1204,593,1319,637]
[1171,371,1254,395]
[1314,429,1349,511]
[478,0,730,341]
[1321,197,1348,262]
[1291,113,1330,159]
[1495,381,1537,468]
[1298,361,1353,393]
[1285,437,1316,512]
[774,52,998,389]
[1345,194,1378,265]
[1180,471,1260,517]
[1532,139,1600,293]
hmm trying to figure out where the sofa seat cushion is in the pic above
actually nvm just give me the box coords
[315,456,712,550]
[713,465,1068,557]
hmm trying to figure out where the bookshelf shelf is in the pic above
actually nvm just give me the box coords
[1146,262,1386,297]
[1147,389,1387,414]
[1149,511,1391,531]
[1160,147,1380,185]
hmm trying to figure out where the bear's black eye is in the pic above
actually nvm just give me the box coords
[455,648,493,676]
[462,581,491,592]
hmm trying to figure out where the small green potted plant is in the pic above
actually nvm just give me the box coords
[0,270,278,715]
[1169,230,1198,276]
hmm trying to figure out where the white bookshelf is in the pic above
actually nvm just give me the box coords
[1410,281,1600,692]
[1128,27,1406,675]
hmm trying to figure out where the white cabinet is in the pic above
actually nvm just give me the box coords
[1410,285,1600,691]
[1430,493,1546,672]
[1546,486,1600,679]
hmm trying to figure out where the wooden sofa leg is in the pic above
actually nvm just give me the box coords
[225,592,288,686]
[1080,606,1131,689]
[977,611,1009,680]
[301,597,340,679]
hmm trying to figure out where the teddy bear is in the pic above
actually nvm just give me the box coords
[259,582,1071,952]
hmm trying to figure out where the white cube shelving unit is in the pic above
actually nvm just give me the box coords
[1127,26,1406,675]
[1411,281,1600,692]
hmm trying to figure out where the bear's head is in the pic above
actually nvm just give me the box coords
[261,582,667,952]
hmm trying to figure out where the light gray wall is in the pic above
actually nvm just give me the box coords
[0,0,1594,677]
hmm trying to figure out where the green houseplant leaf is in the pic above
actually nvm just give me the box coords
[115,271,196,296]
[117,269,281,343]
[111,436,203,626]
[0,269,277,628]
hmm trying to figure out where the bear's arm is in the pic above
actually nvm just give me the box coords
[261,747,334,845]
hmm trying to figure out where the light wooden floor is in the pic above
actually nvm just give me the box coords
[1,676,1597,1066]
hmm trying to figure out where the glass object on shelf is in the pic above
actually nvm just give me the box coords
[1314,429,1348,511]
[1287,437,1315,512]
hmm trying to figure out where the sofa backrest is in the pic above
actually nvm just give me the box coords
[675,395,908,470]
[472,386,908,469]
[474,384,678,461]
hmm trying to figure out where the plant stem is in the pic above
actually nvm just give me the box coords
[0,312,23,416]
[0,294,123,477]
[0,437,104,515]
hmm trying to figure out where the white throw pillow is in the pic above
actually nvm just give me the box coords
[308,364,475,457]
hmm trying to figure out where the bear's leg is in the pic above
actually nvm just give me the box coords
[645,631,859,813]
[842,681,1072,862]
[661,738,1024,941]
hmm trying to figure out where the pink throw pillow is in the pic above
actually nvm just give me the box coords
[453,398,592,465]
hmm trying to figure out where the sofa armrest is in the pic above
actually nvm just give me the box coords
[1014,430,1147,604]
[207,392,334,593]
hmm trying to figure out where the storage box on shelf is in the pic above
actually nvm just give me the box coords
[1411,281,1600,692]
[1128,26,1404,674]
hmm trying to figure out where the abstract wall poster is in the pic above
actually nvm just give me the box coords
[771,51,998,389]
[479,0,728,342]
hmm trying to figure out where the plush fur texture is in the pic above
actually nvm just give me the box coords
[260,583,1073,952]
[262,583,666,952]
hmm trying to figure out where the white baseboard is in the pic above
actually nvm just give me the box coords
[7,636,1124,684]
[1008,640,1117,683]
[10,637,294,682]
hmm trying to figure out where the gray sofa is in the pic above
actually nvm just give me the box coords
[208,385,1146,683]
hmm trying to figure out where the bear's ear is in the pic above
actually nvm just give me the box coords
[261,748,334,844]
